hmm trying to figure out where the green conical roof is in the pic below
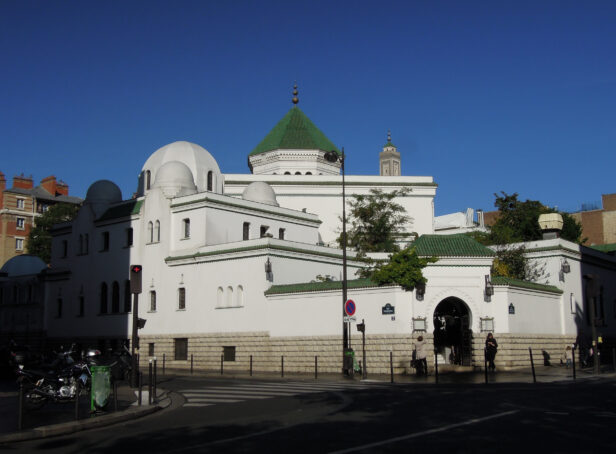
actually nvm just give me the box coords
[249,106,340,157]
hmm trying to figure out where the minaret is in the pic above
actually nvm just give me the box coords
[379,130,401,176]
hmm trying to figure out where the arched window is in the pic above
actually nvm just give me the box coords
[207,171,213,191]
[100,283,108,314]
[112,281,120,313]
[146,170,151,190]
[226,286,233,308]
[148,222,153,243]
[124,280,131,312]
[284,172,291,175]
[155,220,160,242]
[217,287,223,308]
[236,285,244,307]
[295,171,301,175]
[305,172,312,175]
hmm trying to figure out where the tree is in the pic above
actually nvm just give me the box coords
[341,188,413,256]
[359,247,437,291]
[27,203,80,263]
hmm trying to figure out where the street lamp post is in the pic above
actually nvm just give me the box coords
[324,148,349,375]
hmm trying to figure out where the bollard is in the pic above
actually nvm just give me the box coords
[153,358,157,403]
[529,347,536,383]
[148,360,153,405]
[281,355,284,378]
[433,350,439,384]
[114,381,118,412]
[138,372,143,406]
[390,351,394,384]
[191,354,194,375]
[221,354,224,375]
[163,353,166,376]
[315,355,318,380]
[18,382,24,431]
[484,348,488,384]
[572,346,576,380]
[74,378,80,420]
[250,355,253,377]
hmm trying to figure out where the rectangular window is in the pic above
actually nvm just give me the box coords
[178,288,186,310]
[223,346,236,362]
[57,298,63,318]
[78,296,85,317]
[16,218,25,230]
[16,198,25,209]
[148,343,155,357]
[150,290,156,311]
[15,238,24,251]
[243,222,250,240]
[84,234,89,254]
[174,338,188,360]
[102,232,109,251]
[126,228,133,247]
[260,225,269,237]
[278,228,285,240]
[62,240,68,257]
[183,219,190,239]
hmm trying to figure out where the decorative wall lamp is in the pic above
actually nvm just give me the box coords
[484,275,494,296]
[508,303,515,314]
[415,282,426,301]
[561,258,571,274]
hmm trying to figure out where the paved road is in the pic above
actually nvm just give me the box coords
[3,374,616,453]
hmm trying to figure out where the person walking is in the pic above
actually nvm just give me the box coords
[414,335,429,376]
[485,333,498,372]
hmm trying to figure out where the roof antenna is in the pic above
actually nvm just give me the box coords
[292,82,299,105]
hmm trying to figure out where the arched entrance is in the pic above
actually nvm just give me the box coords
[433,297,473,366]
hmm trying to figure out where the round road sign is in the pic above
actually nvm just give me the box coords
[345,299,356,316]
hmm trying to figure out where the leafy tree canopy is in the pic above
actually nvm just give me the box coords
[341,188,412,255]
[359,247,437,292]
[27,203,80,263]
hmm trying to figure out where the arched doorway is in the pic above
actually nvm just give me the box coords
[433,297,473,366]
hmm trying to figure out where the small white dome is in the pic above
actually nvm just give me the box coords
[242,181,279,206]
[1,255,46,276]
[140,141,222,195]
[85,180,122,204]
[153,161,197,198]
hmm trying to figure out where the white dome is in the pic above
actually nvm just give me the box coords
[85,180,122,204]
[1,255,46,276]
[242,181,279,206]
[153,161,197,198]
[140,141,222,195]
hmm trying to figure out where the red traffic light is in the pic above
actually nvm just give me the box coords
[131,265,142,273]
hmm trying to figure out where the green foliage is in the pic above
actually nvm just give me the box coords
[341,188,412,255]
[488,192,583,244]
[360,247,437,292]
[27,203,80,263]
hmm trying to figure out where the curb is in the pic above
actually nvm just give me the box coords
[0,390,171,444]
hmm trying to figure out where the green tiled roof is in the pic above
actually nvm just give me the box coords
[249,106,340,158]
[411,234,495,257]
[590,243,616,254]
[491,276,563,294]
[265,278,395,296]
[383,141,396,148]
[98,200,143,221]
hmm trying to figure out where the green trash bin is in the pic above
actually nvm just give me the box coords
[90,365,111,411]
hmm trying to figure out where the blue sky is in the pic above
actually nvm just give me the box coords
[1,0,614,215]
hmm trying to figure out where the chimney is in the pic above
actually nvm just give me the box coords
[40,176,58,195]
[538,213,563,240]
[13,174,33,189]
[56,180,69,196]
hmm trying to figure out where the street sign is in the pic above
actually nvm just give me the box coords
[345,299,356,316]
[343,315,357,323]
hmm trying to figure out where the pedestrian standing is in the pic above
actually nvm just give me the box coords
[485,333,498,372]
[564,345,573,368]
[414,335,428,376]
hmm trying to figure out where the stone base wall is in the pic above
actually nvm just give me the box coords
[43,331,577,374]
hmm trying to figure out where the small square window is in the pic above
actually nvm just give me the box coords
[16,218,25,230]
[16,199,25,209]
[174,338,188,360]
[223,346,236,362]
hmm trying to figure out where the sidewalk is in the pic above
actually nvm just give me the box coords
[0,380,169,444]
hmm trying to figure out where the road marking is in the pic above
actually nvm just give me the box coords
[327,410,520,454]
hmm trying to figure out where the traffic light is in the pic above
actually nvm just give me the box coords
[130,264,142,294]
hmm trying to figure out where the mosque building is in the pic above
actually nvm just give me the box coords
[8,88,614,374]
